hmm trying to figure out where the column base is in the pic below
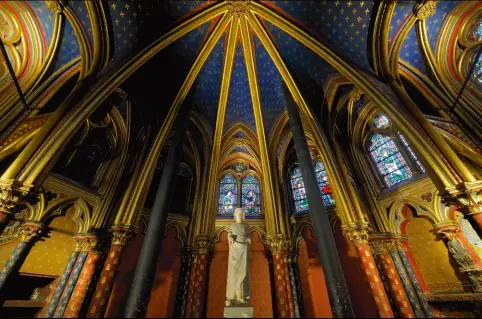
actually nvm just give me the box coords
[224,306,254,318]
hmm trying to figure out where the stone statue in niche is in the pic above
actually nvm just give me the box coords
[442,231,477,270]
[224,208,253,318]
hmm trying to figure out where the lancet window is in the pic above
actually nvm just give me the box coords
[217,167,262,218]
[368,112,425,188]
[289,159,335,214]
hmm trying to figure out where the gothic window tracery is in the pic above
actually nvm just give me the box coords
[289,159,335,214]
[367,112,425,188]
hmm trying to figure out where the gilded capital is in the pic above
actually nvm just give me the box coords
[193,234,213,255]
[342,222,372,245]
[74,234,108,252]
[0,180,31,214]
[370,235,406,255]
[44,1,64,14]
[110,225,135,246]
[267,234,289,254]
[20,222,44,242]
[416,1,437,20]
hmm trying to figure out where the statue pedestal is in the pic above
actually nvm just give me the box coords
[224,306,254,318]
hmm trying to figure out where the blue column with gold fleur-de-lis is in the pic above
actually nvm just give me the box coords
[390,251,425,318]
[52,250,88,318]
[43,251,80,318]
[0,222,43,292]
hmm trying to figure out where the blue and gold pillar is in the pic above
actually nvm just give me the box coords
[0,222,43,291]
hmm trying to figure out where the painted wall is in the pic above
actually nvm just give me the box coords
[0,216,76,277]
[206,231,273,318]
[333,224,379,318]
[105,225,182,317]
[406,217,470,293]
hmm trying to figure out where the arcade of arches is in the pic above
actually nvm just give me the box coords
[0,1,482,318]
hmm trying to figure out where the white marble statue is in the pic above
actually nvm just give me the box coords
[225,208,251,307]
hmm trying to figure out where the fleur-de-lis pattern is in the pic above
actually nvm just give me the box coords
[398,251,432,317]
[53,251,88,318]
[224,42,257,132]
[390,251,425,318]
[263,0,375,72]
[45,251,80,318]
[388,1,417,41]
[29,1,54,46]
[71,1,93,55]
[426,1,458,51]
[0,241,29,291]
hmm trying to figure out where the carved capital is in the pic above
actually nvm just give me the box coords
[267,234,289,254]
[0,180,31,214]
[44,1,64,14]
[342,222,372,245]
[370,234,406,255]
[227,0,250,16]
[416,1,437,20]
[193,234,213,255]
[110,225,135,246]
[348,89,362,103]
[20,222,44,242]
[74,234,108,252]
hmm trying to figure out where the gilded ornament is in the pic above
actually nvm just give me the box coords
[227,0,250,17]
[342,222,372,245]
[0,182,30,214]
[20,222,44,242]
[44,1,64,14]
[0,12,10,41]
[416,1,437,21]
[193,234,213,255]
[348,89,362,102]
[421,192,432,203]
[266,233,289,254]
[0,208,28,244]
[110,225,135,246]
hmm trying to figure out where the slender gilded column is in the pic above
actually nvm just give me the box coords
[436,222,482,293]
[343,224,395,318]
[64,235,107,318]
[371,239,415,318]
[284,84,354,317]
[43,251,80,317]
[124,98,193,318]
[173,247,194,318]
[185,235,212,318]
[267,234,294,318]
[0,222,43,292]
[287,249,303,318]
[397,240,433,318]
[86,226,135,318]
[53,250,89,317]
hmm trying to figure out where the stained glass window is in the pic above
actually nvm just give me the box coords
[290,167,309,213]
[241,174,261,217]
[218,174,237,216]
[315,161,336,206]
[397,133,426,173]
[470,19,482,83]
[373,113,390,128]
[369,134,413,187]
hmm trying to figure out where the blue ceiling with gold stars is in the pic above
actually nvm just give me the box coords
[263,0,375,72]
[224,42,257,133]
[426,0,458,51]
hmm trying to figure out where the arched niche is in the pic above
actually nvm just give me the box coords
[402,205,471,293]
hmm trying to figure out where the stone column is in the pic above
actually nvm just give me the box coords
[284,84,353,317]
[287,248,303,318]
[124,98,193,318]
[397,239,436,317]
[267,234,294,318]
[173,247,194,318]
[43,250,81,317]
[0,222,43,292]
[185,235,213,318]
[86,226,135,318]
[370,238,415,318]
[63,234,107,318]
[435,222,482,292]
[342,224,395,318]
